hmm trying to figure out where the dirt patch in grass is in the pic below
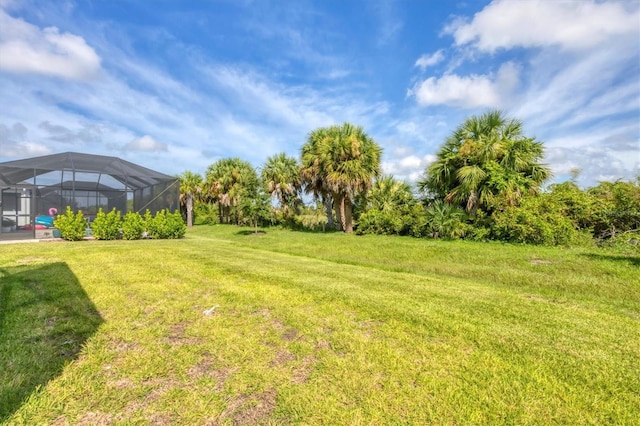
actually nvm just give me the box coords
[113,377,181,421]
[530,258,553,265]
[270,349,296,367]
[281,328,299,341]
[164,322,202,346]
[106,377,135,390]
[210,387,278,425]
[146,413,173,425]
[76,411,113,425]
[291,355,317,384]
[187,358,215,379]
[211,367,239,392]
[187,357,238,391]
[315,340,331,351]
[111,338,140,353]
[359,320,383,338]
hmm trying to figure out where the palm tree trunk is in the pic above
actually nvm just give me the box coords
[334,194,343,231]
[186,194,194,227]
[343,197,353,233]
[322,195,334,228]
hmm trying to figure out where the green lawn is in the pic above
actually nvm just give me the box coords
[1,226,638,424]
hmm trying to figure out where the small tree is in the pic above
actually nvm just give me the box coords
[178,170,203,228]
[240,190,272,234]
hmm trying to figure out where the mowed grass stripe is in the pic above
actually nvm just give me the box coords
[1,231,638,424]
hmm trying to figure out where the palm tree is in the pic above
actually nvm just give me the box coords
[367,175,415,212]
[424,200,468,239]
[301,127,335,228]
[177,170,203,228]
[418,110,551,213]
[261,153,301,217]
[301,123,382,233]
[205,158,259,224]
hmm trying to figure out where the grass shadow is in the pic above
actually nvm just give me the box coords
[0,262,103,422]
[580,253,640,267]
[236,230,267,236]
[290,227,340,234]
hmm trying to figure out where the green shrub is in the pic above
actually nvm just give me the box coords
[145,209,186,239]
[421,201,468,240]
[490,195,579,245]
[122,211,145,240]
[53,207,87,241]
[357,204,424,237]
[194,202,220,225]
[165,210,187,239]
[143,210,155,238]
[588,180,640,240]
[91,208,122,240]
[600,230,640,254]
[293,213,329,231]
[356,209,402,235]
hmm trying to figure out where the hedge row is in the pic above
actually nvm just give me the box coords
[53,207,186,241]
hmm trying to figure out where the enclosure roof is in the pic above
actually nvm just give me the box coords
[0,152,177,190]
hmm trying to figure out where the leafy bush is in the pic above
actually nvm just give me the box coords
[145,209,186,239]
[91,208,122,240]
[356,209,402,235]
[293,213,329,231]
[194,202,220,225]
[421,201,468,240]
[165,210,187,239]
[490,195,579,245]
[599,230,640,254]
[53,207,87,241]
[356,205,425,236]
[588,180,640,240]
[122,211,145,240]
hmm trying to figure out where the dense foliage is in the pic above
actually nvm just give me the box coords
[55,208,186,241]
[418,110,550,213]
[177,113,639,249]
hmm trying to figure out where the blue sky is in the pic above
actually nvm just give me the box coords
[0,0,638,188]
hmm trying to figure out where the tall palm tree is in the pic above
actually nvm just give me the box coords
[418,110,551,213]
[301,127,335,227]
[178,170,203,228]
[301,123,382,233]
[261,153,301,217]
[205,158,259,224]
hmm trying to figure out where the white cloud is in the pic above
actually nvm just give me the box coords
[545,144,638,187]
[415,50,445,70]
[446,0,639,52]
[0,9,100,80]
[124,135,168,152]
[410,62,519,108]
[382,153,437,183]
[0,123,52,157]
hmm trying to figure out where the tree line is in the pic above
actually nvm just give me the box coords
[178,111,640,248]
